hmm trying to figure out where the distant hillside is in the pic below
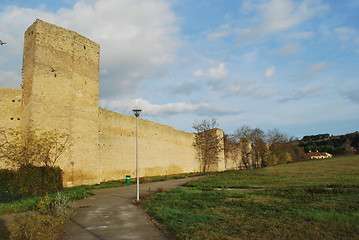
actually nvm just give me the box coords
[298,132,359,154]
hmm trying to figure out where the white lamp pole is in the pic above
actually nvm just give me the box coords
[133,109,141,201]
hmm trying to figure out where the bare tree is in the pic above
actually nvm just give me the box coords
[229,126,305,167]
[232,126,267,168]
[266,128,288,145]
[266,128,304,165]
[249,128,267,167]
[224,134,241,169]
[192,118,223,172]
[0,128,69,167]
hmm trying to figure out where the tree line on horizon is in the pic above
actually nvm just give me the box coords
[298,132,359,154]
[192,118,305,171]
[192,118,359,171]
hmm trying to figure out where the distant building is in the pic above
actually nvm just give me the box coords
[306,152,333,160]
[347,147,357,153]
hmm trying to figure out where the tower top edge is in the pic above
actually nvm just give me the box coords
[25,19,99,48]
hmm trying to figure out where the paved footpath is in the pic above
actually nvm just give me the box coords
[62,177,201,240]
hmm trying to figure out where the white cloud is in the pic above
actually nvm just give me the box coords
[166,82,198,96]
[259,0,313,32]
[100,98,242,116]
[193,69,204,77]
[230,84,254,95]
[102,98,204,115]
[340,88,359,104]
[0,0,180,98]
[264,65,276,78]
[335,27,357,41]
[0,70,21,88]
[279,86,321,102]
[275,44,301,55]
[207,31,230,40]
[242,50,258,64]
[307,61,328,72]
[206,24,231,40]
[194,63,228,79]
[284,31,314,39]
[334,27,359,44]
[236,0,328,45]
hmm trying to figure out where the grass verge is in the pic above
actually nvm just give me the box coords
[0,172,207,216]
[0,192,73,240]
[141,155,359,240]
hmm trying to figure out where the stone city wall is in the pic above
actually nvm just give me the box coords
[0,87,22,169]
[0,87,22,131]
[0,19,244,187]
[97,108,200,184]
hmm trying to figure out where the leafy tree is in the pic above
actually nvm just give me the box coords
[192,118,223,172]
[299,132,359,154]
[0,128,69,167]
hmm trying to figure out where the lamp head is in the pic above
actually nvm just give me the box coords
[132,109,142,117]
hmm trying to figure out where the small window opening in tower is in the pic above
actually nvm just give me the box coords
[54,74,57,78]
[84,45,86,49]
[17,118,20,120]
[10,118,14,120]
[12,100,15,102]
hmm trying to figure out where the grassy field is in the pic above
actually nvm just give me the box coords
[141,155,359,240]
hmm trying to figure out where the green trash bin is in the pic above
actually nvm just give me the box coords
[125,175,131,184]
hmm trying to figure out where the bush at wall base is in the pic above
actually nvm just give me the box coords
[0,165,63,202]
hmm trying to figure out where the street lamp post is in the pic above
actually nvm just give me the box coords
[133,109,141,201]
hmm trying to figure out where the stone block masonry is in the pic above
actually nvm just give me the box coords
[97,109,200,185]
[0,19,239,186]
[21,19,101,186]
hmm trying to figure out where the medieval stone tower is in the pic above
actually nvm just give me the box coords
[21,19,101,184]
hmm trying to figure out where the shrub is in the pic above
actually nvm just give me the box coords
[37,193,73,218]
[16,165,63,198]
[0,169,18,202]
[0,165,63,201]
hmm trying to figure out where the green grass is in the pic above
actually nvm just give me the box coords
[187,155,359,189]
[0,171,206,216]
[141,155,359,240]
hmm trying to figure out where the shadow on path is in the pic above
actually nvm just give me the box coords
[69,218,105,240]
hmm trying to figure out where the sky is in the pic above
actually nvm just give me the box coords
[0,0,358,139]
